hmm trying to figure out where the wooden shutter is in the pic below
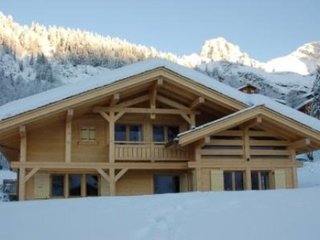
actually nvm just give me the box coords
[211,169,224,191]
[34,174,50,199]
[100,177,110,196]
[180,173,188,192]
[274,169,286,189]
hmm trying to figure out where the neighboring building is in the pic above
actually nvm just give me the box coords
[237,84,260,94]
[295,93,314,114]
[0,59,320,201]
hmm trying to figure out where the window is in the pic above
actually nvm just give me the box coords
[115,124,143,142]
[251,171,270,190]
[86,175,98,196]
[153,126,165,142]
[115,124,126,141]
[129,125,142,141]
[80,127,96,143]
[153,125,179,142]
[69,175,81,197]
[51,175,64,197]
[154,175,180,194]
[223,171,244,191]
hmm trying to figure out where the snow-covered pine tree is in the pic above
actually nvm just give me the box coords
[306,66,320,161]
[311,66,320,119]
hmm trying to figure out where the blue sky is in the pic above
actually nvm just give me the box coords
[0,0,319,61]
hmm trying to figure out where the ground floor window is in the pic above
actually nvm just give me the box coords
[154,175,180,194]
[69,175,82,197]
[251,171,270,190]
[223,171,244,191]
[51,175,64,197]
[86,175,98,196]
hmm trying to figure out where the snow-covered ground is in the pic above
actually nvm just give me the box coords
[0,161,319,240]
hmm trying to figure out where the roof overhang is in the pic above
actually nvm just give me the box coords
[177,105,320,154]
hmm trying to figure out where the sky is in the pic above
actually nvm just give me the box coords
[0,0,319,61]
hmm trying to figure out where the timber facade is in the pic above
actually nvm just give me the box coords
[0,60,320,201]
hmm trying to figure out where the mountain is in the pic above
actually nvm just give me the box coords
[265,42,320,75]
[0,12,318,106]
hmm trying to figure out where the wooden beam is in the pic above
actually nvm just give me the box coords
[65,109,74,163]
[190,96,205,110]
[99,111,112,122]
[93,94,150,113]
[241,116,262,129]
[157,95,189,110]
[97,107,199,115]
[12,161,188,170]
[96,168,110,182]
[114,111,125,121]
[289,138,311,149]
[110,93,120,107]
[24,167,40,183]
[115,168,128,182]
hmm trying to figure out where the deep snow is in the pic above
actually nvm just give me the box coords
[0,162,320,240]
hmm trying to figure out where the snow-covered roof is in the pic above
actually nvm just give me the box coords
[0,58,320,133]
[295,98,313,110]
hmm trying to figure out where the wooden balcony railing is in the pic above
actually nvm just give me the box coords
[114,141,189,161]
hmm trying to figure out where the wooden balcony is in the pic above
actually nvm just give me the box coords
[114,142,190,161]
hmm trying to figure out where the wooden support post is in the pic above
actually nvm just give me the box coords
[290,149,298,188]
[243,128,252,190]
[190,114,196,129]
[64,174,69,198]
[81,174,86,197]
[109,112,115,163]
[246,167,252,190]
[18,168,26,201]
[292,166,298,188]
[194,143,202,191]
[19,126,26,162]
[109,168,116,196]
[243,128,250,162]
[18,126,27,200]
[65,109,74,163]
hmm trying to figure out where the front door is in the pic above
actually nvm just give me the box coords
[154,175,180,194]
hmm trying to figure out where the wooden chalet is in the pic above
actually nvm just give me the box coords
[1,59,320,201]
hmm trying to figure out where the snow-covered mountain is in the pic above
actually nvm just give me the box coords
[265,42,320,75]
[0,12,318,106]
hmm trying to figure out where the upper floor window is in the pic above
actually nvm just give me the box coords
[80,126,96,143]
[153,125,179,143]
[115,124,143,142]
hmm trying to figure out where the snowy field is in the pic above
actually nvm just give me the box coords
[0,162,319,240]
